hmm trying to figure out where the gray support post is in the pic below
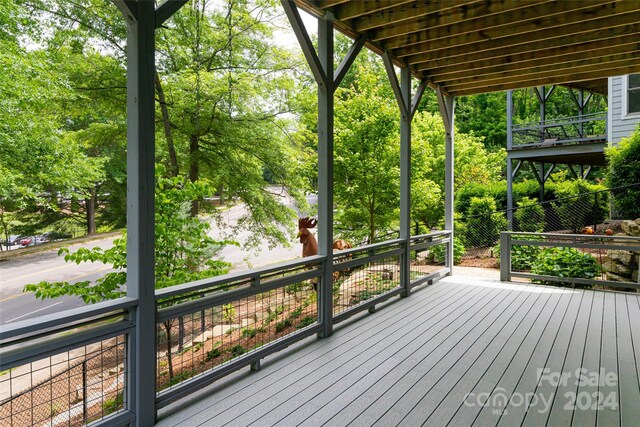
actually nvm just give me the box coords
[578,89,584,137]
[382,53,414,296]
[539,162,545,201]
[436,87,455,275]
[506,90,514,230]
[120,1,157,425]
[500,232,511,282]
[506,157,514,231]
[399,67,411,296]
[317,12,334,338]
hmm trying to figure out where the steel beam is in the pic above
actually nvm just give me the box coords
[436,87,455,274]
[121,1,156,425]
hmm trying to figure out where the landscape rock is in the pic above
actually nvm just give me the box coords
[192,330,213,344]
[212,324,239,336]
[621,219,640,236]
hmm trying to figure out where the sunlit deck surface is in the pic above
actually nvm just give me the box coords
[157,275,640,426]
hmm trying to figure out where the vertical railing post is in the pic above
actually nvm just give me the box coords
[317,12,335,338]
[500,232,511,282]
[117,2,157,425]
[82,360,88,423]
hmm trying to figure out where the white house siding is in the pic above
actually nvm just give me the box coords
[608,75,640,145]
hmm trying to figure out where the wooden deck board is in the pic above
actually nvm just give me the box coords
[155,276,640,427]
[615,293,640,426]
[597,292,620,427]
[426,287,561,425]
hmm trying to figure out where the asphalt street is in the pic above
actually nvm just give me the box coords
[0,192,317,326]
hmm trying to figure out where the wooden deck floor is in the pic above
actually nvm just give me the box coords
[157,276,640,427]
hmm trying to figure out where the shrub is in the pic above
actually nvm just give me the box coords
[551,180,608,232]
[531,247,600,287]
[205,348,221,361]
[514,197,545,232]
[429,237,466,265]
[241,328,257,339]
[606,126,640,218]
[493,234,543,268]
[297,315,315,328]
[275,319,292,333]
[463,197,507,247]
[230,345,246,357]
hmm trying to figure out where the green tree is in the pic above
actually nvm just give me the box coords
[455,93,507,150]
[463,196,507,247]
[332,55,400,243]
[606,126,640,218]
[25,168,233,380]
[410,111,505,232]
[0,21,103,243]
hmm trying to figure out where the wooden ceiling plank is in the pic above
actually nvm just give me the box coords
[410,33,639,74]
[352,0,474,32]
[441,54,639,89]
[395,11,640,59]
[315,0,351,9]
[332,0,414,21]
[371,0,600,42]
[446,64,640,95]
[426,36,640,80]
[381,0,636,49]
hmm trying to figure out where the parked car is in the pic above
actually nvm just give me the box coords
[1,235,22,246]
[20,237,33,246]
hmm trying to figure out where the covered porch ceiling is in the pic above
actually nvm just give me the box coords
[294,0,640,96]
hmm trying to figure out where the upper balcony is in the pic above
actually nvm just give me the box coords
[508,113,608,166]
[511,113,607,150]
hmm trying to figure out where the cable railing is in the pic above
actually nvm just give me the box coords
[511,112,607,148]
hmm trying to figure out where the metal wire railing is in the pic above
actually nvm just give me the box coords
[0,299,135,427]
[0,232,452,425]
[511,112,607,148]
[500,232,640,291]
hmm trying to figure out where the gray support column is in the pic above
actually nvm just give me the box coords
[436,87,455,274]
[539,162,545,201]
[399,67,411,296]
[506,157,514,230]
[506,90,514,230]
[382,55,426,295]
[119,1,156,425]
[578,89,584,137]
[317,12,334,338]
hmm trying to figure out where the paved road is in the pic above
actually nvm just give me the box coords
[0,192,316,326]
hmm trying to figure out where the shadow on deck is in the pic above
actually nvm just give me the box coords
[157,276,640,426]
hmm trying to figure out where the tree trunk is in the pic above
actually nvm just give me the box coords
[155,71,179,177]
[189,134,200,216]
[164,321,174,382]
[369,208,375,244]
[85,188,97,235]
[178,317,185,352]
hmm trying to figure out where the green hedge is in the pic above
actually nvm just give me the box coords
[606,125,640,218]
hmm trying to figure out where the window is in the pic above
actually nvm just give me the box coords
[628,74,640,115]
